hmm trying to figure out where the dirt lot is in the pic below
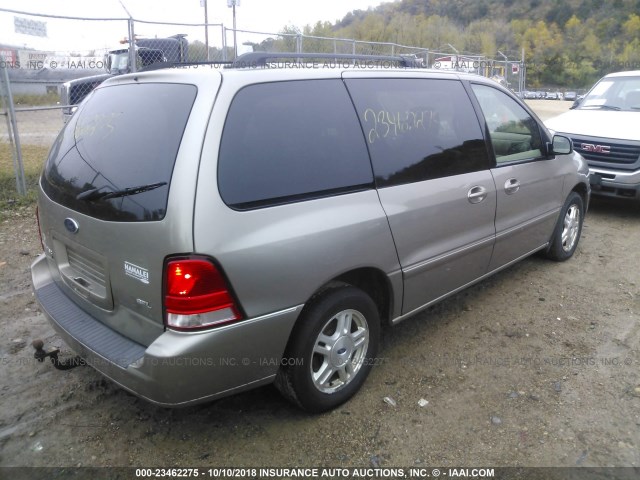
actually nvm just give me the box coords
[0,100,639,470]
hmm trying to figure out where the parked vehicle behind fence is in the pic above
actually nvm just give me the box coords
[60,34,188,122]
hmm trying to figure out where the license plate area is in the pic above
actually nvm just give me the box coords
[52,236,113,310]
[589,172,602,185]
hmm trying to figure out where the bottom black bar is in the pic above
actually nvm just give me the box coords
[1,466,639,480]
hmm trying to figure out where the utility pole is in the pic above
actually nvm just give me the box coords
[521,47,526,92]
[447,43,459,70]
[202,0,210,61]
[118,0,136,73]
[228,0,239,58]
[498,50,508,86]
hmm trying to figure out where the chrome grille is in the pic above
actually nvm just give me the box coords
[571,136,640,171]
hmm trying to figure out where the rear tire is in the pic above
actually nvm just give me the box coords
[275,284,380,413]
[546,192,584,261]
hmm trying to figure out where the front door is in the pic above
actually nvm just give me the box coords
[470,83,565,271]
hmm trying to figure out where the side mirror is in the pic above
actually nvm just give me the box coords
[570,97,582,109]
[550,135,573,155]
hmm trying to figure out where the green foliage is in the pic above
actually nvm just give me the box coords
[287,0,640,88]
[0,143,48,203]
[12,92,60,107]
[188,40,229,62]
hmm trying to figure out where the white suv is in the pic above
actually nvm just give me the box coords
[546,70,640,200]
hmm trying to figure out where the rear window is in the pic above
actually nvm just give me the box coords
[41,82,197,221]
[218,80,373,209]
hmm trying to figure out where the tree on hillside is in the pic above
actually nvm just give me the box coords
[278,0,640,88]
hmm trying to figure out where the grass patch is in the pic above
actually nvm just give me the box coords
[0,143,48,205]
[12,92,61,107]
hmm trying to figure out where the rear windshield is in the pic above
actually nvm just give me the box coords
[41,82,197,221]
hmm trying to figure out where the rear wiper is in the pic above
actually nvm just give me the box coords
[76,182,167,201]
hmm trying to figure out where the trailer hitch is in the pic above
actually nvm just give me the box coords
[32,339,86,370]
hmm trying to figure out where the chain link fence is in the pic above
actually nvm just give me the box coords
[226,27,525,86]
[0,59,26,196]
[0,8,229,198]
[226,28,432,60]
[1,7,526,197]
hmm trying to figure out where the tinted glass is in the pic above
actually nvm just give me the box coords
[218,80,373,209]
[41,83,197,221]
[345,78,490,187]
[471,84,543,164]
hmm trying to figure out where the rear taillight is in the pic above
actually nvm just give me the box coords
[164,258,242,330]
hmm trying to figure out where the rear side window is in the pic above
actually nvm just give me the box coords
[41,83,197,221]
[345,78,491,187]
[218,80,373,209]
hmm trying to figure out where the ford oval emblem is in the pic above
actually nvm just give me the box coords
[64,218,79,234]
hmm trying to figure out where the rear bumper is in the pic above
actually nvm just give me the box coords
[31,254,301,407]
[589,167,640,199]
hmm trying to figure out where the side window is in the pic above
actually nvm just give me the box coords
[345,78,490,188]
[471,84,543,164]
[218,80,373,209]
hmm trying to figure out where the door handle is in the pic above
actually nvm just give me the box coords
[467,185,488,204]
[504,178,520,195]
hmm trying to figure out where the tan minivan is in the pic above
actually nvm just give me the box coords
[32,53,590,412]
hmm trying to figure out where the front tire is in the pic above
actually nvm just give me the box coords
[275,284,380,413]
[546,191,584,261]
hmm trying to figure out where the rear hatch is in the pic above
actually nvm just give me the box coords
[37,72,217,346]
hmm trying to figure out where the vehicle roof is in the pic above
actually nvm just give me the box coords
[106,63,499,86]
[604,70,640,78]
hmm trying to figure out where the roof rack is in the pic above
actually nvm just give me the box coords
[140,60,233,72]
[230,52,423,68]
[139,52,422,72]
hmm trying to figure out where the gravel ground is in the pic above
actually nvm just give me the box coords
[0,99,638,471]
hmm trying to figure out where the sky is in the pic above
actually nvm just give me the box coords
[1,0,389,52]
